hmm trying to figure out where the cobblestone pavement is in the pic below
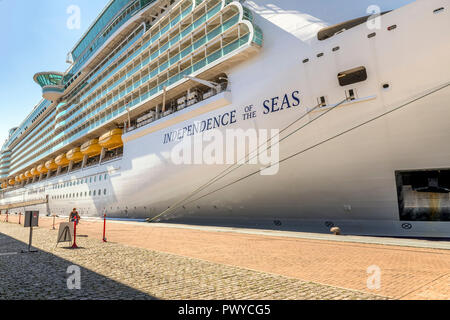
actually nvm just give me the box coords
[0,221,387,300]
[18,215,449,299]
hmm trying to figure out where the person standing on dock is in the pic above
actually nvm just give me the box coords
[69,208,80,225]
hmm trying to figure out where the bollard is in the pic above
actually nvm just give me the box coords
[5,212,8,223]
[102,213,108,243]
[18,213,21,225]
[71,218,79,249]
[52,215,56,230]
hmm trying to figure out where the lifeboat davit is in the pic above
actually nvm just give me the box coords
[81,139,102,157]
[25,171,32,178]
[55,154,70,167]
[99,129,123,150]
[66,147,84,163]
[8,179,15,186]
[37,164,48,174]
[45,160,58,171]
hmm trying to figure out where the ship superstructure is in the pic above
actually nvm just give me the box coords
[1,0,261,189]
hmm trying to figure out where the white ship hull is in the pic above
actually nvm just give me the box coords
[2,0,450,237]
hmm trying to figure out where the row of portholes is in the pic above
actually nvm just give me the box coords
[52,173,108,190]
[51,188,107,200]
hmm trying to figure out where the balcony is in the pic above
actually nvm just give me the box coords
[33,72,65,101]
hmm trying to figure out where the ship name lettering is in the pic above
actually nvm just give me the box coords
[262,90,300,114]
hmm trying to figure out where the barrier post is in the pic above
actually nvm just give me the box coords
[71,218,78,249]
[5,212,8,223]
[18,213,21,225]
[52,215,56,230]
[103,213,107,243]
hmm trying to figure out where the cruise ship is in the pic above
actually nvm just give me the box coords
[1,0,449,237]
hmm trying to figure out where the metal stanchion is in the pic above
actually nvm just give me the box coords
[103,213,107,243]
[71,218,79,249]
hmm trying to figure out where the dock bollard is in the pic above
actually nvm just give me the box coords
[103,213,107,243]
[71,218,79,249]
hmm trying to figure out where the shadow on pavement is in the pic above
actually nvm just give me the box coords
[0,232,156,300]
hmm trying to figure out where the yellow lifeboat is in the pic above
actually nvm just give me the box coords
[99,129,123,150]
[31,167,39,176]
[1,182,7,189]
[55,153,70,167]
[66,147,84,163]
[37,164,48,174]
[25,171,32,178]
[9,179,15,186]
[19,174,25,181]
[45,159,58,171]
[81,139,102,157]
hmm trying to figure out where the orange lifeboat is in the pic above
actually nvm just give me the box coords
[55,153,70,167]
[19,174,25,181]
[81,139,102,157]
[37,164,48,174]
[66,147,84,163]
[25,171,32,178]
[99,129,123,150]
[15,176,20,183]
[31,167,39,176]
[8,179,15,186]
[45,159,58,171]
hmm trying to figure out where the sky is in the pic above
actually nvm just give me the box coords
[0,0,109,145]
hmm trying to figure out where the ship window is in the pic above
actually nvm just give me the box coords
[85,192,87,197]
[104,189,107,195]
[94,176,96,182]
[89,191,91,196]
[338,66,367,86]
[98,189,101,196]
[104,174,107,180]
[99,175,102,181]
[90,177,92,183]
[93,190,96,196]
